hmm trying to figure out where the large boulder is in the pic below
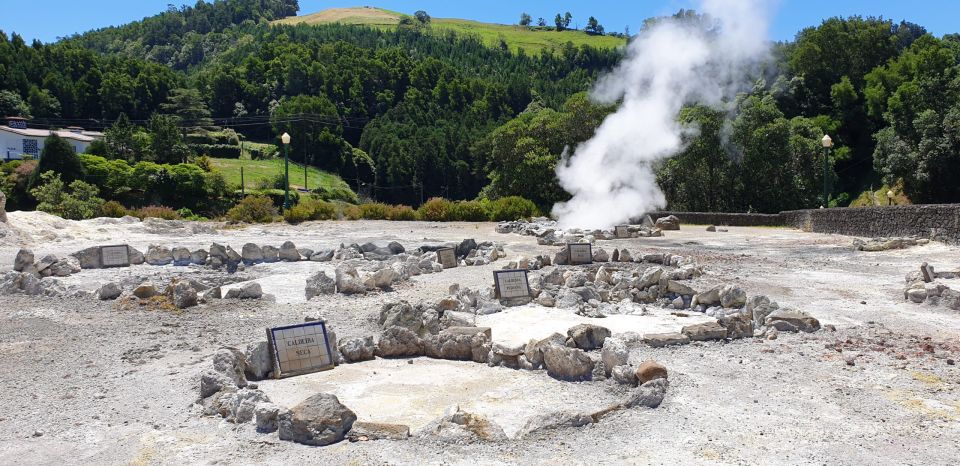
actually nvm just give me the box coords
[167,280,198,309]
[224,282,262,300]
[362,267,399,290]
[72,247,101,269]
[764,309,820,333]
[566,324,611,350]
[261,245,280,263]
[655,215,680,230]
[244,341,273,380]
[542,345,594,381]
[621,378,668,409]
[601,332,643,372]
[335,265,366,294]
[378,301,424,334]
[98,282,122,301]
[718,312,753,339]
[719,285,747,308]
[49,256,81,277]
[13,249,33,272]
[376,326,423,357]
[241,243,264,264]
[279,241,300,262]
[128,246,145,265]
[456,239,478,258]
[133,282,158,299]
[146,245,174,266]
[339,336,376,363]
[171,247,192,266]
[305,271,336,300]
[278,393,357,446]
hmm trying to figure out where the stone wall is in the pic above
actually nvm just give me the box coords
[782,205,960,244]
[648,211,785,227]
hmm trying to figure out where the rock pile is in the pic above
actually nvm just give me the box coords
[496,217,662,245]
[904,263,960,310]
[853,236,929,252]
[12,248,84,278]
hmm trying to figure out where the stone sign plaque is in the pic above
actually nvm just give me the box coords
[615,225,630,238]
[567,243,593,265]
[493,269,531,299]
[99,245,130,268]
[267,321,335,379]
[437,247,457,269]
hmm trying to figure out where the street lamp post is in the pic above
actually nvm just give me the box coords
[821,134,833,209]
[281,132,291,211]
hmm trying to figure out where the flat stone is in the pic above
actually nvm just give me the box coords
[643,332,690,347]
[681,321,727,341]
[348,421,411,441]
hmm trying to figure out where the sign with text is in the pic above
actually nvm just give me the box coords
[267,321,335,378]
[437,247,457,269]
[615,225,630,238]
[493,269,531,299]
[567,243,593,265]
[99,245,130,268]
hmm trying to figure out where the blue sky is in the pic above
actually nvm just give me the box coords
[2,1,957,44]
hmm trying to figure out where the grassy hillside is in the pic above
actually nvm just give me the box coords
[274,7,626,54]
[210,157,354,193]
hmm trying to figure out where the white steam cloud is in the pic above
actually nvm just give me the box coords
[552,0,772,229]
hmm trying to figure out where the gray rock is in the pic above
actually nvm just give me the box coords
[681,321,727,341]
[906,288,927,303]
[145,245,174,266]
[241,243,264,264]
[128,246,145,265]
[618,249,633,262]
[199,370,234,398]
[566,324,611,350]
[515,410,594,438]
[621,378,668,408]
[719,285,747,308]
[166,280,197,309]
[305,271,336,300]
[601,332,643,372]
[416,405,507,442]
[542,345,594,381]
[376,326,423,357]
[456,239,478,258]
[255,402,282,433]
[279,241,300,261]
[0,188,6,223]
[643,332,690,347]
[764,308,820,333]
[593,248,609,262]
[339,336,376,363]
[35,254,58,274]
[378,301,424,334]
[189,249,207,265]
[718,311,754,339]
[347,421,411,441]
[171,247,192,266]
[225,282,262,299]
[212,347,249,389]
[261,245,280,262]
[611,365,638,385]
[14,249,34,272]
[98,282,122,300]
[636,267,663,289]
[278,393,357,446]
[655,215,680,230]
[245,341,272,380]
[666,280,696,296]
[50,256,81,277]
[363,267,399,290]
[310,249,335,262]
[335,265,366,294]
[298,248,314,259]
[132,282,158,299]
[72,247,100,269]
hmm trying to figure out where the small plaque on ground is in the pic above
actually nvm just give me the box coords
[99,245,130,268]
[567,243,593,265]
[493,269,531,299]
[267,321,335,379]
[437,247,457,269]
[615,225,630,238]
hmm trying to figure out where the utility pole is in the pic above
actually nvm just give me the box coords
[281,132,291,211]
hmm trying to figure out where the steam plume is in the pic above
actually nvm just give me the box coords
[552,0,772,229]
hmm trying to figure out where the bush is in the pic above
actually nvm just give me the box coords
[488,196,539,221]
[256,188,300,209]
[359,202,390,219]
[101,200,128,218]
[283,197,337,223]
[313,185,359,204]
[451,200,489,221]
[226,195,278,223]
[417,197,454,221]
[386,204,417,221]
[190,143,241,159]
[134,205,181,220]
[342,204,362,220]
[193,155,215,172]
[30,171,105,220]
[176,207,207,221]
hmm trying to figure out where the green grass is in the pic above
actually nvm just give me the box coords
[849,181,912,207]
[210,157,353,193]
[274,7,626,54]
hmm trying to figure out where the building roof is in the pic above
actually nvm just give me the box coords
[0,125,100,142]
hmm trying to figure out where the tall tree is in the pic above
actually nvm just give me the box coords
[32,134,84,185]
[519,13,532,27]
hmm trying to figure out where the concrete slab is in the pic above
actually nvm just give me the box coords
[477,304,715,346]
[256,357,622,438]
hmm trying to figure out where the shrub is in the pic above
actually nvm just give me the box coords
[256,188,300,209]
[283,204,313,224]
[193,155,215,172]
[451,200,489,221]
[386,204,417,221]
[134,205,181,220]
[313,185,359,204]
[176,207,208,221]
[30,171,105,220]
[417,197,454,221]
[101,200,128,218]
[226,195,278,223]
[190,143,241,159]
[283,197,337,223]
[342,204,362,220]
[359,202,390,220]
[488,196,539,221]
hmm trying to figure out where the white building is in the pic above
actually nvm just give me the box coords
[1,117,104,161]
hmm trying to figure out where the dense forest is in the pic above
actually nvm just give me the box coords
[2,0,959,216]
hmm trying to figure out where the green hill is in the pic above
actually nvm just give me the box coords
[274,7,626,54]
